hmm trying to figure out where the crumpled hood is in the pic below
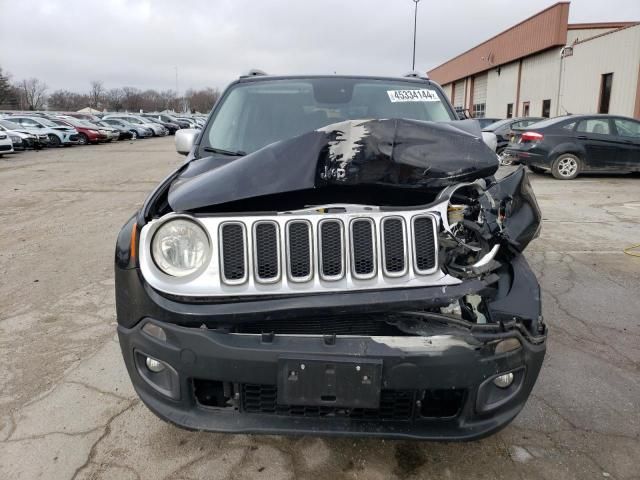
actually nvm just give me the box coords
[168,118,499,212]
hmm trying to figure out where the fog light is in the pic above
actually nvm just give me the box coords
[146,357,165,373]
[493,372,514,388]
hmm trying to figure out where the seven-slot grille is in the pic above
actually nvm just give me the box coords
[217,214,437,286]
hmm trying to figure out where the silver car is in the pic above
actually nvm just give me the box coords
[104,115,167,137]
[101,118,153,139]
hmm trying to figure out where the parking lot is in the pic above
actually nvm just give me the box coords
[0,137,639,480]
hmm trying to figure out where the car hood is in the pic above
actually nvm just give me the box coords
[167,118,499,212]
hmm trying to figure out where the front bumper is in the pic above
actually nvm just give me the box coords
[116,254,546,440]
[118,318,544,440]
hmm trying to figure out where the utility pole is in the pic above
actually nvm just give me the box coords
[412,0,420,71]
[175,66,179,113]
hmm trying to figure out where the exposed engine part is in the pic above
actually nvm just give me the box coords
[464,294,488,324]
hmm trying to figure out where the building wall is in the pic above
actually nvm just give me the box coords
[428,2,569,85]
[567,28,616,45]
[561,25,640,117]
[518,47,563,118]
[485,62,520,118]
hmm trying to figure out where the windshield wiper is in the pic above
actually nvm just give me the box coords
[203,146,247,156]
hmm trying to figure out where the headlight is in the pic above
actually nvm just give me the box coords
[151,219,210,277]
[10,136,21,143]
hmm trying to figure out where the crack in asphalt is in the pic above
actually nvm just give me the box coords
[70,399,139,480]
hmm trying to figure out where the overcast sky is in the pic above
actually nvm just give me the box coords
[1,0,639,93]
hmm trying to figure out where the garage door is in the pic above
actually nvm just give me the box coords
[453,80,465,108]
[473,74,488,105]
[472,74,488,117]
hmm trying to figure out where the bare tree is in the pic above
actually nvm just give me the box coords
[185,87,220,113]
[89,80,104,109]
[159,89,177,111]
[48,90,89,111]
[105,88,125,112]
[121,86,143,112]
[17,78,48,110]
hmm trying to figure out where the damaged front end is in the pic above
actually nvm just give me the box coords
[115,118,546,440]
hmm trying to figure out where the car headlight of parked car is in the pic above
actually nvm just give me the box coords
[151,218,210,277]
[10,135,22,144]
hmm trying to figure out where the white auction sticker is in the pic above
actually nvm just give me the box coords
[387,89,440,102]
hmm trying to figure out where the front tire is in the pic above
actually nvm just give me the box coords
[551,154,581,180]
[77,133,89,145]
[48,134,61,147]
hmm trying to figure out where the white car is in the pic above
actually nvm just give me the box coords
[0,119,49,148]
[0,122,37,150]
[4,115,80,146]
[0,131,14,157]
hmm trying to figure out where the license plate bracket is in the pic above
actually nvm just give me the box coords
[277,356,382,409]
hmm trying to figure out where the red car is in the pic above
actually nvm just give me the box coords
[54,117,108,145]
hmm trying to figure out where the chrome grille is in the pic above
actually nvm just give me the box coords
[219,223,246,284]
[286,221,312,281]
[350,219,376,279]
[412,216,437,274]
[381,217,407,276]
[253,222,279,282]
[319,220,344,280]
[140,207,452,297]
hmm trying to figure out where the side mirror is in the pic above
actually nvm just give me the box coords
[175,128,199,155]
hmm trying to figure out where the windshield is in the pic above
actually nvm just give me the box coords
[483,119,512,131]
[0,120,22,130]
[203,78,454,154]
[35,118,56,127]
[120,117,142,124]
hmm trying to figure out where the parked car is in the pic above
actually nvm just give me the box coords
[145,113,191,129]
[504,114,640,179]
[94,120,133,140]
[0,119,48,149]
[101,118,152,139]
[54,117,107,145]
[0,131,14,156]
[59,112,101,122]
[115,73,545,440]
[175,116,200,129]
[6,115,80,147]
[483,117,545,154]
[140,114,180,134]
[104,114,168,137]
[475,117,502,129]
[0,122,38,151]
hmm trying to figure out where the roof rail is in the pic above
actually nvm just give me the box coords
[403,70,429,80]
[240,69,268,78]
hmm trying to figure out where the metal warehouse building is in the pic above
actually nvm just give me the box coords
[428,2,640,120]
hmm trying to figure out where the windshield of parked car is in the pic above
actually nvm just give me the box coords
[483,119,512,131]
[118,117,142,124]
[0,120,22,130]
[202,78,454,154]
[35,118,57,127]
[50,119,70,127]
